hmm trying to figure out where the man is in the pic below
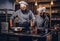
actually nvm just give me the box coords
[35,7,49,34]
[35,7,49,27]
[10,1,35,33]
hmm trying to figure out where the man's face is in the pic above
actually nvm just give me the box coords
[38,11,43,16]
[20,6,27,11]
[40,12,43,16]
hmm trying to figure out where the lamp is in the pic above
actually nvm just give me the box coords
[51,1,53,5]
[34,0,38,6]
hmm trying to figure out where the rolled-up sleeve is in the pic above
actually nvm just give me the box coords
[44,15,49,28]
[29,10,35,22]
[10,11,18,20]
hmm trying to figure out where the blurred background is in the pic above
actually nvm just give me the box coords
[0,0,60,41]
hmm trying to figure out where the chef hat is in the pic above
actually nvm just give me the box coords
[42,7,46,12]
[19,1,28,7]
[37,7,46,13]
[37,7,43,13]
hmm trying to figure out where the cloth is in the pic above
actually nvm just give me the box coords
[35,13,49,27]
[11,9,35,24]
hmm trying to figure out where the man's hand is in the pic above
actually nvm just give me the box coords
[10,19,13,28]
[30,21,34,27]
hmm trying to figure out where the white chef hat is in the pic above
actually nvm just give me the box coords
[37,7,46,13]
[19,1,28,7]
[42,7,46,12]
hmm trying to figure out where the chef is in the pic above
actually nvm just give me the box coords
[10,1,35,33]
[35,7,49,34]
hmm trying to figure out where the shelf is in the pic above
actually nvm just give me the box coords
[27,0,60,3]
[51,18,60,20]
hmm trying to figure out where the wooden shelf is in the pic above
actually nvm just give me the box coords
[51,18,60,20]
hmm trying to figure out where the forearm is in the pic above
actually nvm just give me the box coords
[30,20,35,27]
[10,19,13,27]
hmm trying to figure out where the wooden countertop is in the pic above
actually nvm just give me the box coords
[1,30,50,38]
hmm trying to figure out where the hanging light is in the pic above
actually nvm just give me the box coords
[51,1,53,5]
[16,0,19,2]
[35,1,38,6]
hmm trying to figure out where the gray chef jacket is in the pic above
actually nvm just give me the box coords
[35,14,49,27]
[11,9,35,24]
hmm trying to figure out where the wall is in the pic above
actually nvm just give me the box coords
[0,0,14,10]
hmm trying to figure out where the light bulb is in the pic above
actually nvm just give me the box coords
[51,1,53,5]
[35,2,37,6]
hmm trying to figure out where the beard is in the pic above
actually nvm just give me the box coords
[40,13,45,19]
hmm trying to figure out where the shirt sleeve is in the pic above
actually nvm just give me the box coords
[29,10,35,22]
[44,14,49,28]
[10,11,18,20]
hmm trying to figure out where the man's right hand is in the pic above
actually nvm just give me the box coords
[10,19,13,28]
